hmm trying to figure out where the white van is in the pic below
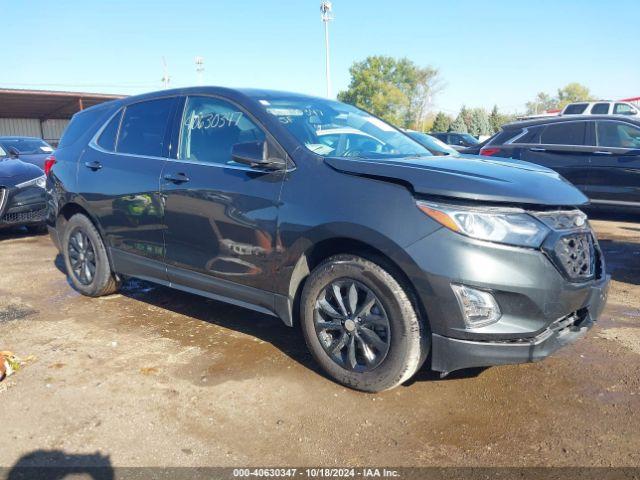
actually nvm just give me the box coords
[561,101,640,117]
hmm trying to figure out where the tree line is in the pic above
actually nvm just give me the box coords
[338,55,594,136]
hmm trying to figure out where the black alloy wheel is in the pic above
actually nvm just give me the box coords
[67,228,97,285]
[314,279,391,372]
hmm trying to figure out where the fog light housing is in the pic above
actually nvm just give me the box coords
[451,284,501,328]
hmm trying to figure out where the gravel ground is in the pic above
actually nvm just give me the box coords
[0,215,639,470]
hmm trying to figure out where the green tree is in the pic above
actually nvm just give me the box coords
[526,92,558,115]
[337,56,442,128]
[489,105,501,133]
[488,105,515,134]
[449,112,468,133]
[431,112,451,132]
[469,108,492,137]
[448,106,470,133]
[459,105,472,131]
[525,83,594,114]
[557,82,594,108]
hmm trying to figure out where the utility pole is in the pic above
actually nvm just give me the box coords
[161,57,170,89]
[320,1,333,98]
[195,56,205,85]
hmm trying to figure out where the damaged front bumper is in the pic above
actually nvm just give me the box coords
[431,275,610,374]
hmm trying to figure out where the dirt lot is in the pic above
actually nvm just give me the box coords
[1,214,639,469]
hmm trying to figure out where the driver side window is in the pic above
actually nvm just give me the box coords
[179,96,265,165]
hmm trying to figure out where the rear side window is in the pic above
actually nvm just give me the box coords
[491,129,522,145]
[58,107,107,148]
[613,103,637,115]
[597,122,640,149]
[117,98,176,157]
[541,122,586,145]
[178,96,265,165]
[96,110,123,152]
[563,103,588,115]
[590,103,609,114]
[511,126,542,144]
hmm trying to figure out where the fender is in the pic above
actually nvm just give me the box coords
[277,222,432,327]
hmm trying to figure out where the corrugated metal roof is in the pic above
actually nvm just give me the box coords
[0,88,125,119]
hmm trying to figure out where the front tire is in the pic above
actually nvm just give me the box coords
[62,214,120,297]
[300,254,428,392]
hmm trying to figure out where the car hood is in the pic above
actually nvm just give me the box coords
[0,158,44,186]
[324,154,588,206]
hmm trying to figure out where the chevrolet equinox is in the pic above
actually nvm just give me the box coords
[46,87,610,392]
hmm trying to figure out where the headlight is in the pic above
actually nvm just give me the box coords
[533,210,588,231]
[15,175,46,189]
[417,201,550,248]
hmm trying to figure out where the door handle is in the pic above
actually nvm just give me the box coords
[163,172,190,184]
[529,147,546,152]
[593,151,613,156]
[84,161,102,171]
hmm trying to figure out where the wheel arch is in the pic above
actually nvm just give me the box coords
[285,235,429,330]
[56,201,116,272]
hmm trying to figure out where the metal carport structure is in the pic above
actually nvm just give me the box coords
[0,89,124,146]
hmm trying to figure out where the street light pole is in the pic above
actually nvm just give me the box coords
[320,1,333,98]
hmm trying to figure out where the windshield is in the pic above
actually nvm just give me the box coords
[460,134,480,146]
[406,131,457,156]
[0,138,52,154]
[258,97,431,159]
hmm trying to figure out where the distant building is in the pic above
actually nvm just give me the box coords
[0,89,124,146]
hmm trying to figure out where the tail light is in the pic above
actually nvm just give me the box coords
[479,147,501,156]
[43,155,56,176]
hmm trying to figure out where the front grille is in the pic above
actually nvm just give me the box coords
[1,207,47,224]
[553,232,595,281]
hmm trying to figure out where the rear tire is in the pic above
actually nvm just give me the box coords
[300,254,428,392]
[62,214,120,297]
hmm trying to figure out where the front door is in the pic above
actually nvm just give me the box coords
[78,97,178,280]
[161,95,287,310]
[588,120,640,206]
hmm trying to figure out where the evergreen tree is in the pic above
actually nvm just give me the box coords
[449,113,468,133]
[489,105,501,133]
[469,108,492,137]
[431,112,451,132]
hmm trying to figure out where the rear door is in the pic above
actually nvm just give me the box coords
[588,120,640,206]
[78,96,178,280]
[517,120,594,193]
[160,95,287,310]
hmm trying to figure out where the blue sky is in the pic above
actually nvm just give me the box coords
[3,0,639,114]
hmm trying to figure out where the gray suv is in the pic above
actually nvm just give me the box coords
[47,87,610,392]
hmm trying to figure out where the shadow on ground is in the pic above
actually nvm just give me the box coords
[0,227,46,242]
[52,254,486,386]
[5,450,113,480]
[583,207,640,224]
[598,239,640,285]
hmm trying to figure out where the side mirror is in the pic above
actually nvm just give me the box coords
[8,147,19,158]
[231,141,286,171]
